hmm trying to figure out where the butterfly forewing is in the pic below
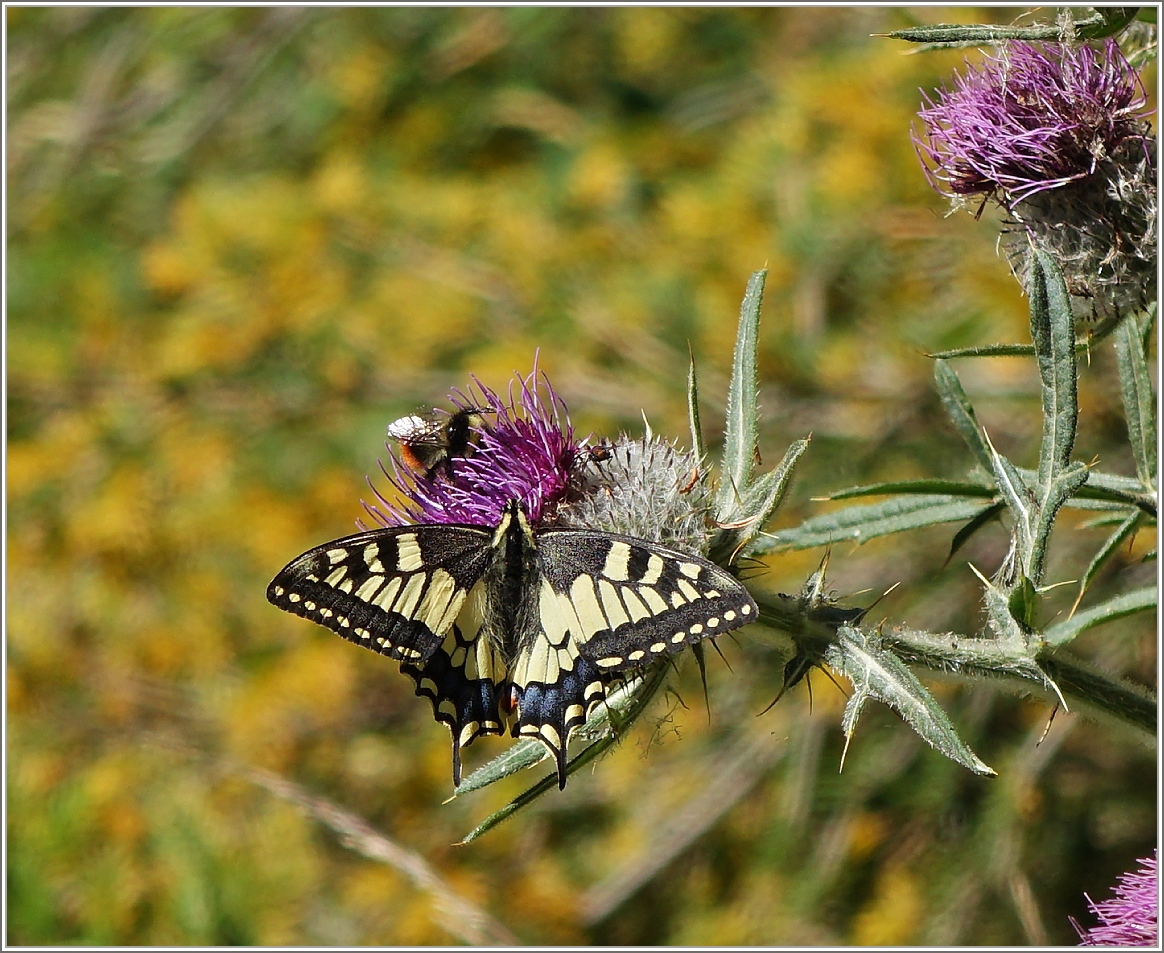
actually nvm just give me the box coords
[266,524,493,664]
[534,529,757,674]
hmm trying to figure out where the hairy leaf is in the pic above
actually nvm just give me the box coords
[687,346,706,462]
[457,664,669,840]
[1045,586,1157,647]
[933,358,993,472]
[756,495,995,553]
[716,269,765,521]
[715,437,809,563]
[1029,250,1078,493]
[1115,313,1157,489]
[826,625,995,776]
[826,479,995,501]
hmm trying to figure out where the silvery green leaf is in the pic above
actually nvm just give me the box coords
[715,269,765,522]
[1006,574,1038,632]
[983,433,1034,563]
[1028,250,1078,493]
[933,359,993,473]
[1140,303,1157,354]
[1044,585,1157,647]
[826,624,995,777]
[881,10,1131,48]
[457,665,669,842]
[1029,462,1091,586]
[927,342,1084,359]
[1115,313,1157,489]
[714,438,809,563]
[453,738,547,796]
[1019,466,1155,517]
[687,347,706,462]
[454,667,662,797]
[947,501,1005,563]
[826,479,995,501]
[755,495,994,554]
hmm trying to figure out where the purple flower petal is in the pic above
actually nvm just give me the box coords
[914,40,1151,206]
[1074,851,1159,947]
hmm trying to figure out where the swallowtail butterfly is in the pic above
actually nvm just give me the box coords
[387,407,490,479]
[267,500,756,788]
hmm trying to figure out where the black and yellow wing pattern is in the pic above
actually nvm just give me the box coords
[267,501,757,788]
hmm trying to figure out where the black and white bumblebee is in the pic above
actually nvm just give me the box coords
[387,407,491,479]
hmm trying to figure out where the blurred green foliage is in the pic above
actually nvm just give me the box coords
[7,7,1155,945]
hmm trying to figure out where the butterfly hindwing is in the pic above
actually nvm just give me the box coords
[266,525,493,665]
[401,581,507,785]
[506,579,609,787]
[534,529,757,674]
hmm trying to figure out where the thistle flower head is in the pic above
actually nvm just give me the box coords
[915,40,1156,322]
[367,367,582,528]
[915,40,1150,205]
[1073,851,1159,947]
[557,434,715,554]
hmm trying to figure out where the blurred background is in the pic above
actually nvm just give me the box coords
[7,6,1156,945]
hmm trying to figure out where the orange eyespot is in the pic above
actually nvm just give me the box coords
[499,684,520,715]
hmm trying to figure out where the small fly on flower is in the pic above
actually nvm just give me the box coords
[387,407,492,480]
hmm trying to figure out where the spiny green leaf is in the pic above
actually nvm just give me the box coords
[1006,574,1038,631]
[716,269,765,521]
[878,10,1133,48]
[826,625,995,776]
[687,346,706,462]
[984,433,1034,563]
[933,358,993,473]
[1115,314,1157,489]
[1029,462,1090,585]
[1045,586,1157,647]
[457,664,670,841]
[453,738,546,796]
[1022,465,1155,517]
[1029,250,1078,494]
[714,437,809,563]
[826,479,995,501]
[755,495,995,553]
[947,501,1005,564]
[927,342,1090,360]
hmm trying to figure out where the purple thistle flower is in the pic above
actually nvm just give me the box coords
[1073,851,1159,947]
[914,40,1156,322]
[914,40,1150,206]
[365,365,583,529]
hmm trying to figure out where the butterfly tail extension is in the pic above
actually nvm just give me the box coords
[402,650,504,786]
[402,583,508,786]
[511,656,608,789]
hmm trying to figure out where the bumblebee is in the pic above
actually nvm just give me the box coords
[387,406,491,479]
